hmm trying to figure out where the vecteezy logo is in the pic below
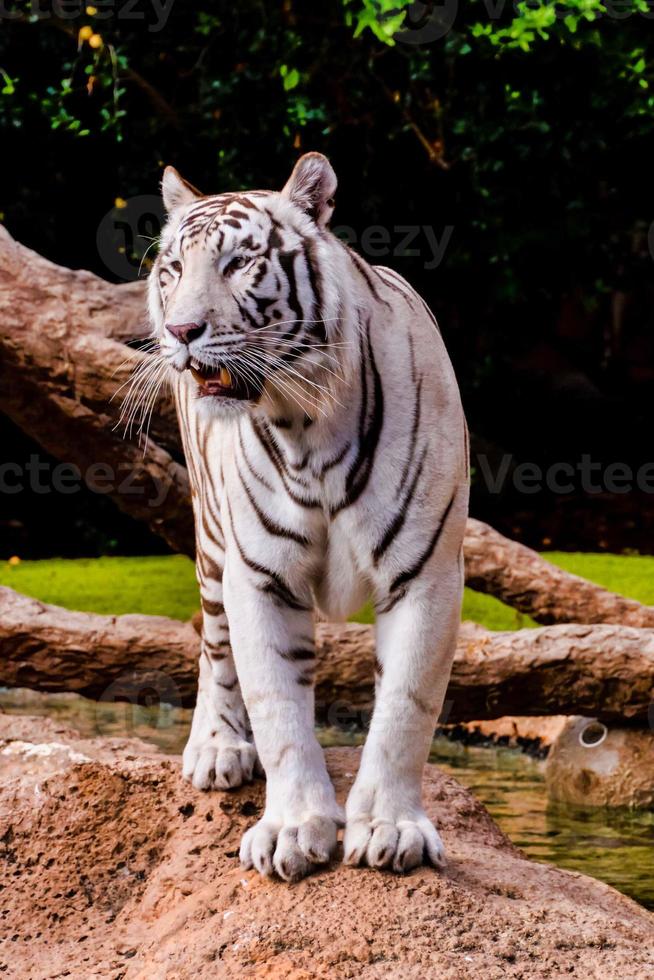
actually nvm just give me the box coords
[389,0,459,45]
[0,1,177,33]
[96,194,164,282]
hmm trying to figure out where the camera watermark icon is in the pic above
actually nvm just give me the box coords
[95,669,184,738]
[0,0,176,32]
[333,223,454,270]
[0,454,174,508]
[97,194,164,282]
[388,1,459,45]
[385,0,654,47]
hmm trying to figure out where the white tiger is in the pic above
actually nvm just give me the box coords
[148,153,469,881]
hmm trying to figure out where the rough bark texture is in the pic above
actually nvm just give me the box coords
[0,225,193,556]
[4,224,654,628]
[314,620,654,725]
[2,719,653,979]
[0,585,199,706]
[2,586,652,724]
[464,517,654,627]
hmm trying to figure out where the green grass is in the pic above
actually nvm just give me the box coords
[0,555,198,621]
[543,552,654,606]
[2,551,654,630]
[460,551,654,629]
[352,589,536,630]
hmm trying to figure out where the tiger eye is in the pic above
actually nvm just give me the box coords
[226,255,249,274]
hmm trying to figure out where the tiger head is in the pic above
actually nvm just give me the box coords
[149,153,350,419]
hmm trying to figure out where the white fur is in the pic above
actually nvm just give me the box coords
[148,156,469,880]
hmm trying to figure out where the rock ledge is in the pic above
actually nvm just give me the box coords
[1,716,652,979]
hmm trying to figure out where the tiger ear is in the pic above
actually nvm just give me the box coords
[281,152,337,227]
[161,166,202,214]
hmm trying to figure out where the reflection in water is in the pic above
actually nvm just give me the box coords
[426,736,654,912]
[1,690,653,910]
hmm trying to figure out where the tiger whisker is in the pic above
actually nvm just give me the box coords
[253,316,344,333]
[257,337,353,349]
[236,349,332,418]
[117,355,170,440]
[238,349,338,417]
[243,348,341,402]
[249,346,348,397]
[256,339,346,369]
[253,344,348,385]
[135,364,171,435]
[111,351,166,400]
[263,372,332,419]
[110,341,161,381]
[140,369,170,451]
[222,350,321,418]
[117,356,166,417]
[138,238,161,279]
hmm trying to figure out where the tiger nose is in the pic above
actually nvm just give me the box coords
[165,321,206,345]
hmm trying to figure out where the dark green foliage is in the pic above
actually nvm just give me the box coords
[1,0,654,552]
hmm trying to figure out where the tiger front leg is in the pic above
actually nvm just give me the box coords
[182,599,259,791]
[344,551,464,873]
[224,571,343,882]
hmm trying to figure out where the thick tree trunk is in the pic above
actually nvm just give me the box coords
[314,620,654,725]
[463,518,654,627]
[0,226,193,556]
[2,586,651,724]
[3,224,654,629]
[0,585,198,706]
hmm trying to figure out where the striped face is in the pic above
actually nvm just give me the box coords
[149,155,341,418]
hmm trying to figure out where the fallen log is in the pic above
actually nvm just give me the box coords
[463,518,654,627]
[2,586,652,724]
[315,620,654,726]
[0,225,193,556]
[0,585,198,705]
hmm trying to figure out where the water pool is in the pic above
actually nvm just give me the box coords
[1,689,652,910]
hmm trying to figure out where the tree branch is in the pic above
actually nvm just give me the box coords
[0,225,193,556]
[2,586,651,724]
[463,518,654,627]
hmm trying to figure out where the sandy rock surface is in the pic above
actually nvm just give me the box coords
[1,715,653,979]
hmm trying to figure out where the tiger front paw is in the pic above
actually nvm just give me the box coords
[182,731,259,791]
[240,813,340,882]
[343,781,445,873]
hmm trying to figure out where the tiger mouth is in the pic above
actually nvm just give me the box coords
[189,359,263,401]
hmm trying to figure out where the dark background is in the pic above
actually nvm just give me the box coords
[1,0,653,557]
